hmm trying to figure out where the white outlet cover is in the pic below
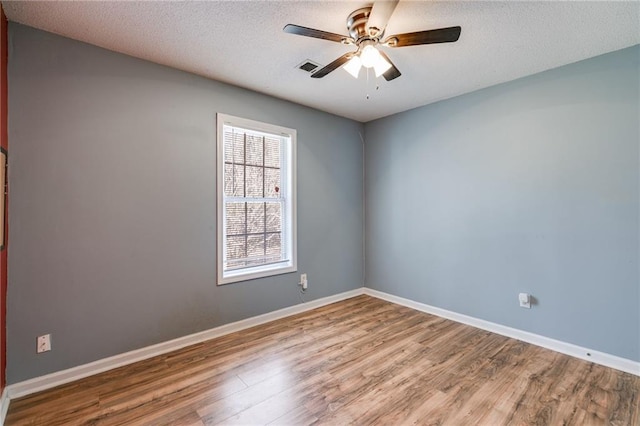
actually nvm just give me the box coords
[37,334,52,353]
[518,293,531,309]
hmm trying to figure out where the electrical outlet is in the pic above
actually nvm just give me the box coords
[300,273,308,290]
[518,293,531,309]
[37,334,51,353]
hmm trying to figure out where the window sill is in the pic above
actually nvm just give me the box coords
[217,263,297,285]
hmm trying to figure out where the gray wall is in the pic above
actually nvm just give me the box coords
[7,21,638,385]
[365,46,639,362]
[7,24,364,383]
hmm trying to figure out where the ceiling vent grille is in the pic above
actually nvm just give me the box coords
[296,60,320,73]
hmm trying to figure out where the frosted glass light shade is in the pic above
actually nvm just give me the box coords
[343,45,392,79]
[343,55,362,78]
[373,57,392,77]
[360,45,379,68]
[360,45,392,77]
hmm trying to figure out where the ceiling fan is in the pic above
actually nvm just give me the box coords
[283,0,461,81]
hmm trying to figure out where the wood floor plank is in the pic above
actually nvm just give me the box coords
[267,406,318,426]
[6,295,639,425]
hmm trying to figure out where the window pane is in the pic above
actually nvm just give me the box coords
[224,131,233,163]
[246,134,263,166]
[224,164,244,197]
[264,137,280,168]
[224,164,233,196]
[264,168,281,198]
[245,166,264,197]
[266,232,281,257]
[226,236,246,262]
[266,202,281,232]
[225,202,245,235]
[224,130,245,164]
[247,202,265,234]
[233,165,245,196]
[247,234,265,259]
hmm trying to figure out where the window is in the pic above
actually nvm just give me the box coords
[216,113,297,285]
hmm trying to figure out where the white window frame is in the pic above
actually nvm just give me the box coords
[216,113,297,285]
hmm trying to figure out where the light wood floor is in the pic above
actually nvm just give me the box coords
[6,295,639,425]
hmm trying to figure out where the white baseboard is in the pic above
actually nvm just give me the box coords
[5,285,638,416]
[0,388,9,425]
[363,288,640,377]
[5,288,365,401]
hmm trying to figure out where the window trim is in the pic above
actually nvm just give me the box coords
[216,113,297,285]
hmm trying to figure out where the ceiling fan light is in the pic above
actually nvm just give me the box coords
[343,55,362,78]
[359,44,380,68]
[373,55,392,77]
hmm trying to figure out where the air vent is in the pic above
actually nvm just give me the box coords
[296,60,320,73]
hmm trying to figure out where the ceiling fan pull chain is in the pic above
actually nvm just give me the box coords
[366,67,371,100]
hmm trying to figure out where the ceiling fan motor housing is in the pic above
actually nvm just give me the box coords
[347,7,381,43]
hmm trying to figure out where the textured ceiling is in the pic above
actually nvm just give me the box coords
[3,1,639,122]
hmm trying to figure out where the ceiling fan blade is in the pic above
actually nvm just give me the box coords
[384,26,461,47]
[311,52,355,79]
[283,24,351,44]
[367,0,399,37]
[377,50,401,81]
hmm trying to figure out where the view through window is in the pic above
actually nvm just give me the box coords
[217,114,296,284]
